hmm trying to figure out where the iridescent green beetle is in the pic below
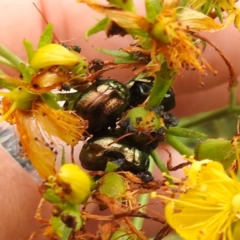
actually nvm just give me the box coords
[73,79,130,134]
[79,136,153,182]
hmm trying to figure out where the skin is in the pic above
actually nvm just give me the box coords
[0,0,240,239]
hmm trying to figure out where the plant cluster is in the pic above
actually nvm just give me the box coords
[1,0,240,239]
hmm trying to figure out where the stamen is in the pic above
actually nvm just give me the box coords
[0,100,17,121]
[162,172,181,182]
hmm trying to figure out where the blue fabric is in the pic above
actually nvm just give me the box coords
[0,123,33,171]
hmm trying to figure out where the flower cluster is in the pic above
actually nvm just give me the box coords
[78,0,240,80]
[0,26,88,179]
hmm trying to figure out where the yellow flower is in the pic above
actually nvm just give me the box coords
[153,160,240,240]
[187,0,240,30]
[0,75,88,179]
[55,164,92,205]
[149,8,204,72]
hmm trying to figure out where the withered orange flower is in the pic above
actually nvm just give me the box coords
[0,73,88,179]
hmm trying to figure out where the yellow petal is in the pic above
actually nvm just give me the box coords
[187,0,214,10]
[234,9,240,30]
[218,0,236,10]
[78,0,150,31]
[162,0,179,10]
[178,8,235,32]
[164,161,240,240]
[30,44,80,69]
[16,110,56,179]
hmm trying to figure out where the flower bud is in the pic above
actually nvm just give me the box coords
[125,106,164,131]
[98,172,127,199]
[149,11,177,44]
[194,138,235,169]
[56,164,92,205]
[60,204,84,231]
[30,44,80,69]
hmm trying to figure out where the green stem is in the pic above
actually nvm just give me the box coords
[166,134,194,156]
[229,82,237,110]
[132,158,154,230]
[150,150,173,184]
[0,45,23,71]
[179,84,239,128]
[146,62,175,108]
[41,93,61,110]
[179,106,240,129]
[0,56,16,68]
[179,107,229,128]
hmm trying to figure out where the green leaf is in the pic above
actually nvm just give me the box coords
[23,39,35,63]
[96,47,137,63]
[194,138,236,169]
[215,3,224,23]
[105,162,119,173]
[38,24,53,49]
[108,0,136,12]
[95,47,133,58]
[114,57,137,64]
[146,61,175,108]
[41,92,61,110]
[166,127,207,138]
[85,17,110,39]
[145,0,162,23]
[0,44,23,71]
